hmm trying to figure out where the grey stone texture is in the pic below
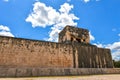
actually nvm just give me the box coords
[0,68,120,77]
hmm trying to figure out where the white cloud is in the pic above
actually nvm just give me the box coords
[83,0,100,3]
[3,0,9,2]
[83,0,90,3]
[93,43,104,48]
[0,31,14,37]
[0,25,10,31]
[59,3,73,14]
[0,25,14,37]
[106,42,120,61]
[26,2,79,42]
[89,32,95,41]
[112,50,120,61]
[106,42,120,50]
[26,2,60,27]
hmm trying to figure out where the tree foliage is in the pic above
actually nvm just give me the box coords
[113,60,120,68]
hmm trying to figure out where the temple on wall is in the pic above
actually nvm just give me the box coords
[0,25,113,68]
[59,26,90,44]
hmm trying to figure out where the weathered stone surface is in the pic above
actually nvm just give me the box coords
[0,36,74,68]
[0,68,8,77]
[16,68,32,77]
[0,35,113,68]
[6,68,16,77]
[0,68,119,77]
[59,25,90,44]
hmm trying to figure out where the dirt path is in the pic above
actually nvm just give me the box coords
[0,74,120,80]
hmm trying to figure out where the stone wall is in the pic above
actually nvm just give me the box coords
[72,43,113,68]
[0,36,113,68]
[0,36,74,68]
[0,68,120,77]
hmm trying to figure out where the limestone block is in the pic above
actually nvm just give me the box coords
[0,68,8,77]
[6,68,16,77]
[16,68,32,77]
[32,68,39,76]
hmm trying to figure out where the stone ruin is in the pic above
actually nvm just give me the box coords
[59,25,90,44]
[0,25,116,77]
[59,25,113,68]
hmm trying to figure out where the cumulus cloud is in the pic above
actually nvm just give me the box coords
[0,25,10,31]
[26,2,79,42]
[0,25,14,37]
[26,2,60,27]
[106,42,120,50]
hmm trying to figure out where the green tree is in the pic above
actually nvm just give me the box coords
[113,60,120,68]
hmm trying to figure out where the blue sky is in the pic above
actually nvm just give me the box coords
[0,0,120,60]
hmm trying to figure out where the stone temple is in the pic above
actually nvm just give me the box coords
[59,25,90,44]
[0,25,116,77]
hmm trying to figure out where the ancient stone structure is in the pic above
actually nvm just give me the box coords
[0,68,120,77]
[0,25,115,77]
[59,25,90,44]
[59,26,113,68]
